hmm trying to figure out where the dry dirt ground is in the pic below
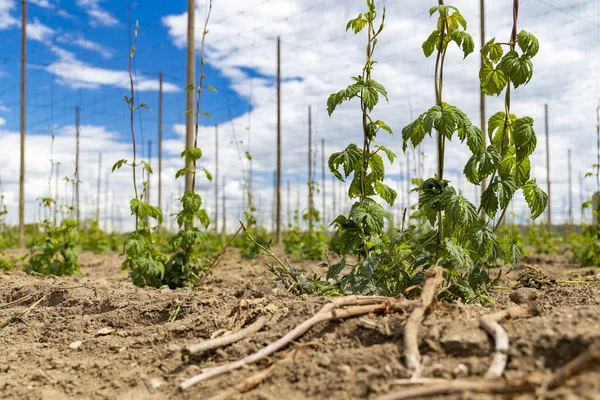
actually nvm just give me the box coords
[1,250,599,400]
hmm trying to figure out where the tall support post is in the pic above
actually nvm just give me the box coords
[321,138,325,224]
[96,152,102,223]
[104,170,109,231]
[286,180,291,227]
[221,176,226,235]
[308,105,313,235]
[406,150,411,219]
[568,148,573,226]
[147,140,152,203]
[75,106,80,227]
[158,71,163,213]
[214,125,219,235]
[272,170,277,233]
[479,0,487,218]
[19,0,27,247]
[185,0,195,202]
[545,104,551,229]
[275,36,282,243]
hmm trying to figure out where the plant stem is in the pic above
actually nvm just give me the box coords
[191,0,213,195]
[128,23,139,231]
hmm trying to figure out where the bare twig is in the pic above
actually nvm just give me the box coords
[403,266,444,377]
[0,294,47,329]
[207,225,243,271]
[183,310,275,356]
[180,295,413,391]
[375,378,537,400]
[480,305,538,378]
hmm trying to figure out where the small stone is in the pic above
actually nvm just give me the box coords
[453,363,469,378]
[68,341,83,350]
[317,355,331,367]
[146,377,165,392]
[96,327,115,336]
[594,272,600,281]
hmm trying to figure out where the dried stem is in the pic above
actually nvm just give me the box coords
[480,305,538,378]
[403,266,444,377]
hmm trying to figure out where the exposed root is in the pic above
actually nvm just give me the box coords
[183,308,276,356]
[480,305,539,378]
[403,266,444,377]
[376,340,600,400]
[180,295,415,391]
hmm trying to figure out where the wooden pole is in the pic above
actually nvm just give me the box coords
[158,71,163,212]
[19,0,26,247]
[568,148,573,226]
[75,106,80,227]
[545,104,551,229]
[308,105,313,235]
[104,169,109,231]
[275,36,282,243]
[221,176,226,235]
[406,149,411,219]
[96,152,102,223]
[215,125,219,235]
[479,0,487,219]
[185,0,195,201]
[286,180,291,227]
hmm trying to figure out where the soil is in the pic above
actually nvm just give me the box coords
[1,250,599,400]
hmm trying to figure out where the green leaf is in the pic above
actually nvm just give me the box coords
[175,168,187,179]
[202,167,213,182]
[329,144,362,181]
[512,116,536,161]
[375,120,393,135]
[429,6,439,16]
[401,113,430,151]
[496,176,517,209]
[514,158,531,186]
[443,238,473,270]
[422,29,440,57]
[368,153,384,180]
[374,182,397,206]
[498,50,533,88]
[207,85,217,92]
[487,111,506,142]
[441,187,478,230]
[480,58,507,96]
[481,183,499,218]
[346,14,367,34]
[460,124,484,153]
[327,258,346,280]
[471,225,501,260]
[181,147,203,163]
[140,160,153,174]
[185,84,195,92]
[368,79,388,102]
[501,235,522,266]
[139,103,150,110]
[112,159,127,172]
[362,86,379,111]
[516,30,539,57]
[426,104,457,139]
[375,145,396,163]
[481,38,504,63]
[523,179,548,219]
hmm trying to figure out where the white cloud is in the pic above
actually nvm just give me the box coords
[0,117,5,126]
[57,34,115,59]
[0,0,18,29]
[0,101,8,112]
[29,0,52,8]
[76,0,118,27]
[27,18,54,41]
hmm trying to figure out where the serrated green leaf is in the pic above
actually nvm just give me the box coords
[516,30,539,57]
[481,183,499,218]
[374,182,397,206]
[512,116,536,161]
[480,58,507,96]
[329,144,362,181]
[375,145,396,163]
[423,29,440,57]
[523,179,548,219]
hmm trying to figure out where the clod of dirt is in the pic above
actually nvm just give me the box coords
[96,327,115,336]
[517,265,557,289]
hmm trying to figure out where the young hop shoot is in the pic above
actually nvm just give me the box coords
[401,0,547,302]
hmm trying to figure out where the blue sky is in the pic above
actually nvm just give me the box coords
[0,0,599,231]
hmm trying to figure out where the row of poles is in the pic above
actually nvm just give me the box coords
[13,0,592,248]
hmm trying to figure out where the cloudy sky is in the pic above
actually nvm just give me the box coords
[0,0,598,232]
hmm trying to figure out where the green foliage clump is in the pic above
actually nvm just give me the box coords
[26,206,81,277]
[283,208,327,261]
[525,223,559,255]
[570,225,600,267]
[80,220,111,254]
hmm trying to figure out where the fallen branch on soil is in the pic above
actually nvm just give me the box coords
[207,225,243,271]
[0,294,47,329]
[183,309,276,356]
[403,266,444,377]
[180,295,416,391]
[480,305,539,378]
[376,340,600,400]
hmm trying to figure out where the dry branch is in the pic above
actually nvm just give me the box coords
[183,312,274,356]
[480,305,539,378]
[545,340,600,390]
[180,295,413,391]
[403,266,444,377]
[375,378,536,400]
